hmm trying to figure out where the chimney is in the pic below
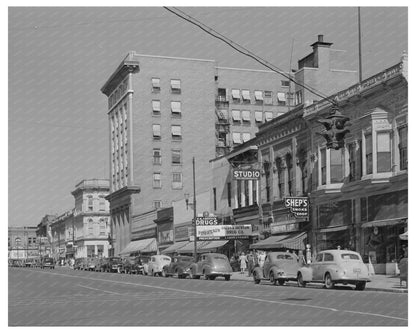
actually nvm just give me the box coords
[311,34,333,49]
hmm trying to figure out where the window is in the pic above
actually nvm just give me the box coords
[277,92,287,106]
[398,126,407,170]
[153,148,161,165]
[281,80,290,87]
[171,101,181,115]
[242,132,251,142]
[295,90,303,105]
[330,149,344,183]
[152,78,160,93]
[231,89,240,101]
[154,200,162,209]
[99,196,106,211]
[213,188,217,211]
[348,141,362,181]
[99,219,106,236]
[265,112,273,122]
[87,196,93,211]
[227,182,232,207]
[241,89,250,102]
[254,90,263,101]
[171,125,182,140]
[171,79,181,94]
[320,148,327,185]
[255,111,263,123]
[97,245,104,257]
[217,88,227,102]
[232,132,242,144]
[172,172,182,189]
[88,219,94,235]
[276,158,285,198]
[377,132,391,173]
[264,91,273,105]
[232,110,241,123]
[153,124,161,140]
[153,173,161,188]
[152,100,161,115]
[365,133,373,175]
[324,253,334,262]
[241,110,251,123]
[171,149,181,165]
[87,245,95,258]
[286,154,293,196]
[237,180,241,208]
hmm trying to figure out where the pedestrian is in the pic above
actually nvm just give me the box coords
[258,251,266,268]
[239,252,247,274]
[247,251,255,277]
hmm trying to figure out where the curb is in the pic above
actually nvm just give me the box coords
[230,276,408,294]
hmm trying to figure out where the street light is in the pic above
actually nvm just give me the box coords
[184,157,198,261]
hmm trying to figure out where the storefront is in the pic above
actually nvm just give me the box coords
[154,207,174,253]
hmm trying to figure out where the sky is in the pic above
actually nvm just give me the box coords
[7,5,408,227]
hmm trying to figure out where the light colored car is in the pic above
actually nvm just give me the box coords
[148,255,172,277]
[189,253,233,281]
[297,249,370,290]
[253,252,301,286]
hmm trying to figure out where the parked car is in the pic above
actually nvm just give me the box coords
[41,257,55,269]
[139,255,151,275]
[162,255,195,278]
[189,253,233,281]
[86,257,99,271]
[252,252,301,285]
[95,257,110,272]
[104,257,123,273]
[24,258,37,268]
[148,255,172,276]
[74,258,87,270]
[297,249,370,290]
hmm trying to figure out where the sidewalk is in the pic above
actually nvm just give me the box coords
[231,272,408,293]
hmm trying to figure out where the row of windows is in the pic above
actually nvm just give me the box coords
[87,219,108,236]
[225,88,288,105]
[152,124,182,140]
[152,78,181,94]
[85,195,107,211]
[152,172,183,189]
[228,109,282,124]
[153,148,182,165]
[232,132,251,144]
[152,100,182,116]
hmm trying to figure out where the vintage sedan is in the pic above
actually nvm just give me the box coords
[253,252,300,285]
[189,253,233,280]
[41,257,55,269]
[94,257,110,272]
[105,257,123,273]
[74,258,88,270]
[297,249,371,290]
[148,255,172,276]
[162,255,194,278]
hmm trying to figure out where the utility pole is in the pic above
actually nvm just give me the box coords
[192,157,197,262]
[358,7,363,83]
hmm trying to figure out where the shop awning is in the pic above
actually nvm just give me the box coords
[161,241,190,254]
[200,240,229,251]
[176,241,210,254]
[119,238,157,255]
[361,218,407,228]
[319,225,350,233]
[250,232,307,250]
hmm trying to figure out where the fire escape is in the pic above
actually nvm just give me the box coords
[215,89,231,157]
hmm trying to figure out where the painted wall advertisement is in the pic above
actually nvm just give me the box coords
[197,225,252,240]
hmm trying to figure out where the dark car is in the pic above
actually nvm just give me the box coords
[162,255,194,278]
[86,257,99,271]
[120,257,143,274]
[74,258,87,270]
[24,258,37,268]
[41,257,55,269]
[189,253,233,281]
[103,257,123,273]
[94,257,110,272]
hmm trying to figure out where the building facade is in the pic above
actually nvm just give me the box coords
[8,226,38,259]
[50,179,111,259]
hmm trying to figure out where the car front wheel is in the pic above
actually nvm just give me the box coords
[297,273,306,287]
[270,272,277,285]
[324,273,334,289]
[225,275,231,281]
[356,281,366,291]
[253,272,261,284]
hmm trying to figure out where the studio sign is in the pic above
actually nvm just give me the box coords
[284,197,309,218]
[233,169,261,180]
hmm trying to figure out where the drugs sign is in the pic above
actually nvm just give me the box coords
[197,225,252,240]
[284,197,309,218]
[233,169,261,180]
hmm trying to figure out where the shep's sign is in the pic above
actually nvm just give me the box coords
[284,197,309,218]
[233,169,261,180]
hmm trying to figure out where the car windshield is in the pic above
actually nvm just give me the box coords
[341,253,361,260]
[213,256,226,261]
[162,258,171,261]
[180,257,192,262]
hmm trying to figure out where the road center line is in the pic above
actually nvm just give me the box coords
[78,284,122,295]
[30,269,408,322]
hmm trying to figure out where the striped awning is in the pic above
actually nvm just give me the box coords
[161,241,190,254]
[361,218,407,228]
[119,238,157,255]
[250,232,307,250]
[200,240,229,251]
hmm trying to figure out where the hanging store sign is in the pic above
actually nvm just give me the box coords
[233,169,261,180]
[284,197,309,218]
[197,224,252,240]
[270,222,299,234]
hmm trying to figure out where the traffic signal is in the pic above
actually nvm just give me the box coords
[316,105,351,150]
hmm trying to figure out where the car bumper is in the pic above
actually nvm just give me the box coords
[209,271,232,276]
[336,276,371,283]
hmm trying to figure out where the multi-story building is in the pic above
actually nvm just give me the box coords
[50,179,111,259]
[8,226,38,259]
[213,52,408,274]
[100,36,357,256]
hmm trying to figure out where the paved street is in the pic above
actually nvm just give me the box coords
[9,267,407,326]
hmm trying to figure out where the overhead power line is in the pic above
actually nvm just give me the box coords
[164,6,337,106]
